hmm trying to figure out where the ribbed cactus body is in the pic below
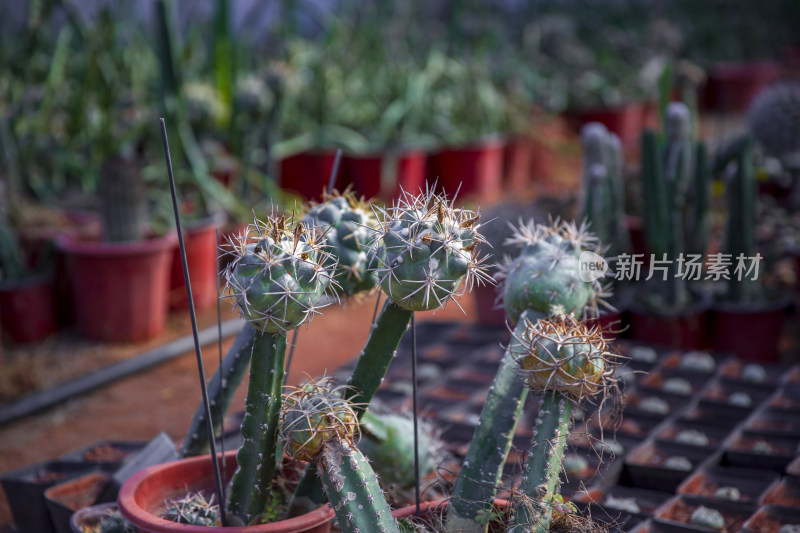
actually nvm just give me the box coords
[302,192,379,297]
[748,82,800,160]
[98,156,147,243]
[163,492,220,526]
[369,190,490,312]
[502,221,602,321]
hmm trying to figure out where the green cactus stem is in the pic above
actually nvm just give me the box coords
[98,156,147,243]
[447,221,605,533]
[280,379,400,533]
[509,315,618,533]
[180,324,257,457]
[223,213,334,524]
[302,189,380,298]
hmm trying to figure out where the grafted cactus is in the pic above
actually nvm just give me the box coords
[280,378,400,533]
[222,212,335,525]
[580,122,629,258]
[508,315,619,533]
[302,189,380,297]
[447,220,605,533]
[640,101,711,310]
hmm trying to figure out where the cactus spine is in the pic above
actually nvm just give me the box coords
[223,213,334,524]
[641,102,711,310]
[280,379,400,533]
[580,122,629,258]
[509,315,617,532]
[447,221,604,533]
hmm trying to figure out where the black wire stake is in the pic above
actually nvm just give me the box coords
[215,228,226,504]
[285,148,343,385]
[410,312,421,516]
[371,291,383,325]
[160,118,227,526]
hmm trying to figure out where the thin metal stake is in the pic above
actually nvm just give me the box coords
[215,228,226,503]
[284,328,300,386]
[371,291,382,325]
[327,149,343,194]
[410,312,421,516]
[160,118,227,526]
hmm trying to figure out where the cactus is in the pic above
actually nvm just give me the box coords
[580,122,629,258]
[747,82,800,161]
[447,220,605,533]
[222,212,335,524]
[162,492,220,526]
[280,378,401,533]
[640,102,711,310]
[508,314,619,533]
[97,156,147,243]
[96,510,137,533]
[302,189,380,297]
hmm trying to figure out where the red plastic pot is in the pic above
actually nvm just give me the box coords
[279,150,337,202]
[57,233,177,343]
[0,273,57,344]
[473,283,504,326]
[428,139,505,201]
[625,215,650,266]
[701,61,781,112]
[503,136,534,192]
[563,102,645,148]
[341,150,427,201]
[629,297,710,350]
[118,452,334,533]
[169,216,222,312]
[710,297,792,362]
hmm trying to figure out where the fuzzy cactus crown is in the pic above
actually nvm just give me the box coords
[367,187,494,312]
[223,211,338,333]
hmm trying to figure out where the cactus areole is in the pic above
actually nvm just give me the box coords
[501,220,604,322]
[302,190,380,297]
[368,188,492,312]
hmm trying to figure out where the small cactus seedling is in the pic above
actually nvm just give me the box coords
[220,211,336,525]
[447,220,606,533]
[280,378,401,533]
[162,492,221,527]
[508,314,619,533]
[302,189,380,297]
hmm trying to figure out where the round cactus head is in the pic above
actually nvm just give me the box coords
[302,189,380,297]
[515,314,618,403]
[665,101,691,140]
[224,212,336,333]
[500,219,606,321]
[368,188,493,311]
[280,377,360,462]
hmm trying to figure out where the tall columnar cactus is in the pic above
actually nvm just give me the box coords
[98,156,147,243]
[447,220,605,533]
[302,189,380,297]
[288,188,492,517]
[580,122,629,258]
[640,102,711,310]
[508,314,619,532]
[280,378,401,533]
[222,212,335,525]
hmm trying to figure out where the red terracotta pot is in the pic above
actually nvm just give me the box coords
[629,297,710,350]
[279,151,337,202]
[710,297,791,362]
[0,273,57,344]
[503,136,534,192]
[118,452,334,533]
[701,61,781,112]
[564,103,645,148]
[57,233,177,343]
[341,150,427,201]
[428,139,505,201]
[169,216,223,312]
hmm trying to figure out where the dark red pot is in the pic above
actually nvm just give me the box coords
[169,216,222,312]
[629,298,710,350]
[0,273,57,344]
[57,233,177,343]
[279,150,337,202]
[564,102,645,148]
[710,298,791,362]
[701,61,781,112]
[341,150,427,201]
[428,139,505,201]
[625,215,650,265]
[473,283,504,326]
[118,452,334,533]
[503,136,534,192]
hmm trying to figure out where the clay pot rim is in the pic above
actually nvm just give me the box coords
[434,135,508,154]
[56,231,178,258]
[118,451,334,533]
[710,293,794,315]
[628,290,712,318]
[70,501,119,533]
